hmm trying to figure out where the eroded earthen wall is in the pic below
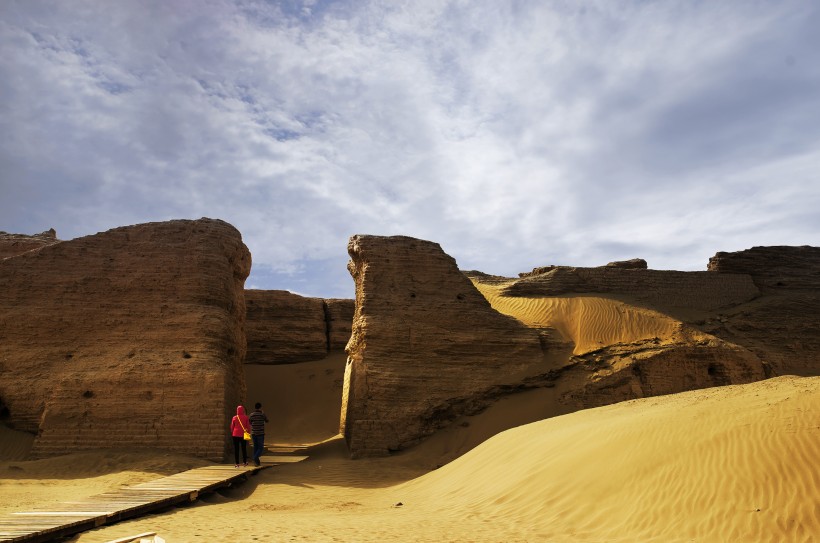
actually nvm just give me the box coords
[0,229,60,259]
[507,246,820,376]
[244,291,354,364]
[0,219,250,460]
[705,246,820,376]
[325,299,355,351]
[341,236,783,457]
[341,235,545,457]
[708,245,820,291]
[507,267,759,312]
[245,290,328,364]
[564,341,768,409]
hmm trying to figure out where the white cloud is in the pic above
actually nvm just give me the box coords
[1,1,819,297]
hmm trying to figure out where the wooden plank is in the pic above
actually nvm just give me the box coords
[0,460,286,542]
[103,532,157,543]
[12,511,108,517]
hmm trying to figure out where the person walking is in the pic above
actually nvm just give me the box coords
[248,402,269,466]
[230,405,251,468]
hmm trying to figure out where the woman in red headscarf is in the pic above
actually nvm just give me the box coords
[230,405,251,467]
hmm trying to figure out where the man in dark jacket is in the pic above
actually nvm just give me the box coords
[248,402,269,466]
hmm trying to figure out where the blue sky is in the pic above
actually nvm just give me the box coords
[2,1,819,298]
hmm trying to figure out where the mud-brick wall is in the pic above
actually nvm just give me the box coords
[0,229,60,259]
[706,246,820,376]
[32,370,229,459]
[341,235,544,457]
[708,245,820,290]
[0,218,250,461]
[244,290,354,364]
[325,299,355,351]
[506,267,759,311]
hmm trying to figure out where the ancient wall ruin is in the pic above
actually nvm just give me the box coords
[325,299,355,351]
[708,245,820,290]
[0,219,250,461]
[245,290,327,364]
[341,236,778,457]
[704,246,820,376]
[506,266,759,312]
[244,290,353,364]
[563,341,768,409]
[0,229,60,259]
[341,235,546,457]
[506,246,820,377]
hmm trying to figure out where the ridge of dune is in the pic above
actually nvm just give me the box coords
[395,375,820,542]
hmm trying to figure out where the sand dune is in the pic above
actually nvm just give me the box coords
[2,375,815,542]
[472,281,692,354]
[396,375,820,542]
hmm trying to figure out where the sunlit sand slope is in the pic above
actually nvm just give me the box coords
[397,376,820,542]
[19,378,817,542]
[473,281,692,355]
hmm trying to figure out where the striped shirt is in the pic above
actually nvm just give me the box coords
[249,409,268,435]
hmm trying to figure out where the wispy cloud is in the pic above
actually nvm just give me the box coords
[2,1,819,297]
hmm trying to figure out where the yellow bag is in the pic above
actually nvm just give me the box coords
[238,417,252,441]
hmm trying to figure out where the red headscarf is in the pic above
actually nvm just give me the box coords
[230,405,250,437]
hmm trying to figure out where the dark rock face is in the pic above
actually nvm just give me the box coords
[325,299,355,351]
[561,340,767,410]
[519,257,648,277]
[341,235,545,457]
[704,246,820,376]
[244,291,354,364]
[519,265,558,278]
[708,246,820,290]
[504,266,759,312]
[0,219,250,461]
[605,258,647,269]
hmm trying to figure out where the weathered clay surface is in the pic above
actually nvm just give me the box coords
[244,292,354,364]
[704,246,820,376]
[708,246,820,290]
[562,339,768,409]
[245,290,328,364]
[325,298,355,351]
[605,258,647,269]
[0,219,250,461]
[0,229,60,259]
[341,235,545,457]
[505,266,759,312]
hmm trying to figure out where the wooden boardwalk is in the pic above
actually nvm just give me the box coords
[0,454,306,543]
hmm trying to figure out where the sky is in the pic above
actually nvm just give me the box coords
[1,1,819,298]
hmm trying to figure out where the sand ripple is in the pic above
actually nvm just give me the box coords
[473,282,687,354]
[398,376,820,542]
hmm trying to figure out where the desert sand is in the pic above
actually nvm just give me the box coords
[1,370,817,542]
[2,272,819,541]
[473,280,701,355]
